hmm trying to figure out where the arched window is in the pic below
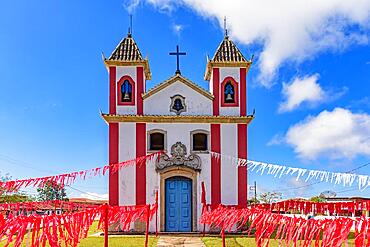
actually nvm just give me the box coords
[117,76,135,106]
[148,130,167,151]
[221,77,239,107]
[191,130,209,152]
[121,80,132,102]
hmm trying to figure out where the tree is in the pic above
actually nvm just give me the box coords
[259,192,282,204]
[309,196,326,202]
[37,181,67,201]
[248,198,260,205]
[0,172,34,203]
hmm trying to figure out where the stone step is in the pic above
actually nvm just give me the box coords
[156,236,205,247]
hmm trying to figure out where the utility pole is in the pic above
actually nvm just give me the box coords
[254,181,257,204]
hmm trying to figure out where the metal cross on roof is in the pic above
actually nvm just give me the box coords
[169,45,186,75]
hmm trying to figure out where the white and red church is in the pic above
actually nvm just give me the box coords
[102,29,253,232]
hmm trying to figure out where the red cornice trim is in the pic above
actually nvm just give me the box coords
[109,67,117,114]
[212,68,220,116]
[211,124,221,205]
[240,68,246,116]
[117,76,136,106]
[237,124,247,206]
[136,123,146,205]
[109,123,119,206]
[220,76,239,107]
[137,67,144,115]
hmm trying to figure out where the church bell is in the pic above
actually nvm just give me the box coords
[226,93,233,101]
[123,92,130,101]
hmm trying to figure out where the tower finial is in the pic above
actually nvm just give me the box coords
[128,14,133,37]
[224,16,228,38]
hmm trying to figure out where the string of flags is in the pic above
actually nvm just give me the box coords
[0,151,368,194]
[210,152,370,190]
[0,152,160,194]
[0,200,158,247]
[200,204,369,247]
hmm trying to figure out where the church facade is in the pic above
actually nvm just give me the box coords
[102,30,253,232]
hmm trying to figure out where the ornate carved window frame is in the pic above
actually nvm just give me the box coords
[221,76,239,107]
[117,75,136,106]
[190,130,210,153]
[170,94,187,115]
[147,129,167,153]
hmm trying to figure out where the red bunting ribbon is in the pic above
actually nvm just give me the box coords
[0,152,161,194]
[0,200,98,215]
[0,202,157,247]
[201,204,370,247]
[254,199,370,216]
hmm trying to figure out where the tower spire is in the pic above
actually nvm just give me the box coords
[128,14,133,37]
[224,16,228,38]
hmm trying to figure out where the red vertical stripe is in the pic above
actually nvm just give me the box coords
[109,123,119,206]
[212,68,220,116]
[136,123,146,205]
[211,124,221,205]
[109,66,116,115]
[237,124,247,206]
[240,68,246,116]
[137,67,144,115]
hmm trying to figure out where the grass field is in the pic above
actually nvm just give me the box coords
[202,236,356,247]
[0,221,158,247]
[0,221,357,247]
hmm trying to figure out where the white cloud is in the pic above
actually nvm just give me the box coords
[278,74,347,112]
[279,74,325,112]
[125,0,141,13]
[284,108,370,159]
[128,0,370,86]
[79,192,108,201]
[267,133,284,146]
[172,24,184,37]
[283,177,311,198]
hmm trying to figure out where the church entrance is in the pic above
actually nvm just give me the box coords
[165,176,192,232]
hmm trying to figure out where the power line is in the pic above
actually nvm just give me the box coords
[276,161,370,192]
[0,154,59,175]
[0,153,108,199]
[66,185,107,200]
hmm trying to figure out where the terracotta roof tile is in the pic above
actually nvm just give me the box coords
[211,36,247,63]
[108,34,144,62]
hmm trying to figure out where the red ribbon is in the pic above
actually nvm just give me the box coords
[201,204,370,247]
[0,201,158,247]
[0,152,161,194]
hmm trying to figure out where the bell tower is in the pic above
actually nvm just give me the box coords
[205,30,252,206]
[204,33,251,117]
[104,32,151,116]
[103,31,151,206]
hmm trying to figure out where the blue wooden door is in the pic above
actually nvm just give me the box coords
[165,177,192,232]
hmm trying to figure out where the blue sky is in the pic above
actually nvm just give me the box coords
[0,0,370,200]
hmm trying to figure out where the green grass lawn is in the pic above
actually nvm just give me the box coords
[0,221,158,247]
[202,236,356,247]
[203,237,278,247]
[78,236,158,247]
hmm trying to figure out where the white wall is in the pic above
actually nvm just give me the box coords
[221,124,238,205]
[219,67,241,116]
[146,123,211,231]
[118,122,136,206]
[118,121,239,231]
[116,66,137,115]
[144,81,212,116]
